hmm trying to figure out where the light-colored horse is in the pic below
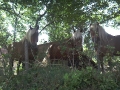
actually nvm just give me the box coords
[8,25,39,73]
[90,22,120,72]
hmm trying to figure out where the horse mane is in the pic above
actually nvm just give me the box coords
[21,28,36,44]
[91,23,108,43]
[97,24,108,42]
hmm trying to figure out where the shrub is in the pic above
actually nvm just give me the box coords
[0,66,120,90]
[1,65,70,90]
[60,67,118,90]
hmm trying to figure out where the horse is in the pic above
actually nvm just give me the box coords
[37,29,83,68]
[90,22,120,72]
[8,25,39,74]
[37,29,97,69]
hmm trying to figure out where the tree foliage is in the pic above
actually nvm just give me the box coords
[0,0,119,43]
[0,0,120,89]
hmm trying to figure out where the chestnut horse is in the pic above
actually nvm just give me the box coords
[90,22,120,72]
[37,29,97,69]
[37,30,96,69]
[8,25,39,73]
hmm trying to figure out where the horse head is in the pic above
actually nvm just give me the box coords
[90,22,107,43]
[90,22,99,38]
[26,25,39,48]
[71,28,83,51]
[90,22,101,43]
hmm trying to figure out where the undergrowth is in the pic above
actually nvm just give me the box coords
[0,66,120,90]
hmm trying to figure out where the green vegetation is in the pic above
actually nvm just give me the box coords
[0,0,120,89]
[0,66,120,90]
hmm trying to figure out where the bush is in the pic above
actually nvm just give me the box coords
[60,67,118,90]
[1,65,70,90]
[0,66,120,90]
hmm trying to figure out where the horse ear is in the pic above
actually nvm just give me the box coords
[90,23,92,26]
[36,25,39,30]
[30,25,33,30]
[80,28,83,32]
[73,29,76,33]
[96,22,99,25]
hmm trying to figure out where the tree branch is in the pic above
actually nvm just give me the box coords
[39,21,54,34]
[91,10,120,24]
[0,7,21,18]
[101,10,120,23]
[35,10,47,27]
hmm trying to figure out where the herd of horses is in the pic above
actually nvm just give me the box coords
[0,22,119,74]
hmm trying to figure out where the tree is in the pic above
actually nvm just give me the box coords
[0,0,119,60]
[0,0,119,45]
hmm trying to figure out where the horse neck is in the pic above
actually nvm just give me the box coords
[21,31,32,44]
[98,26,108,43]
[20,38,32,50]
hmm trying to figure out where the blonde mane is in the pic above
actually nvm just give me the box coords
[98,24,108,42]
[91,23,108,43]
[21,28,37,44]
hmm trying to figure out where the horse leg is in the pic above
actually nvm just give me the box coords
[68,59,71,67]
[108,57,112,71]
[29,60,33,68]
[9,58,14,74]
[50,59,53,65]
[17,60,22,74]
[67,57,72,68]
[100,57,104,73]
[97,55,104,73]
[22,61,25,69]
[97,55,100,71]
[74,56,79,69]
[89,59,97,69]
